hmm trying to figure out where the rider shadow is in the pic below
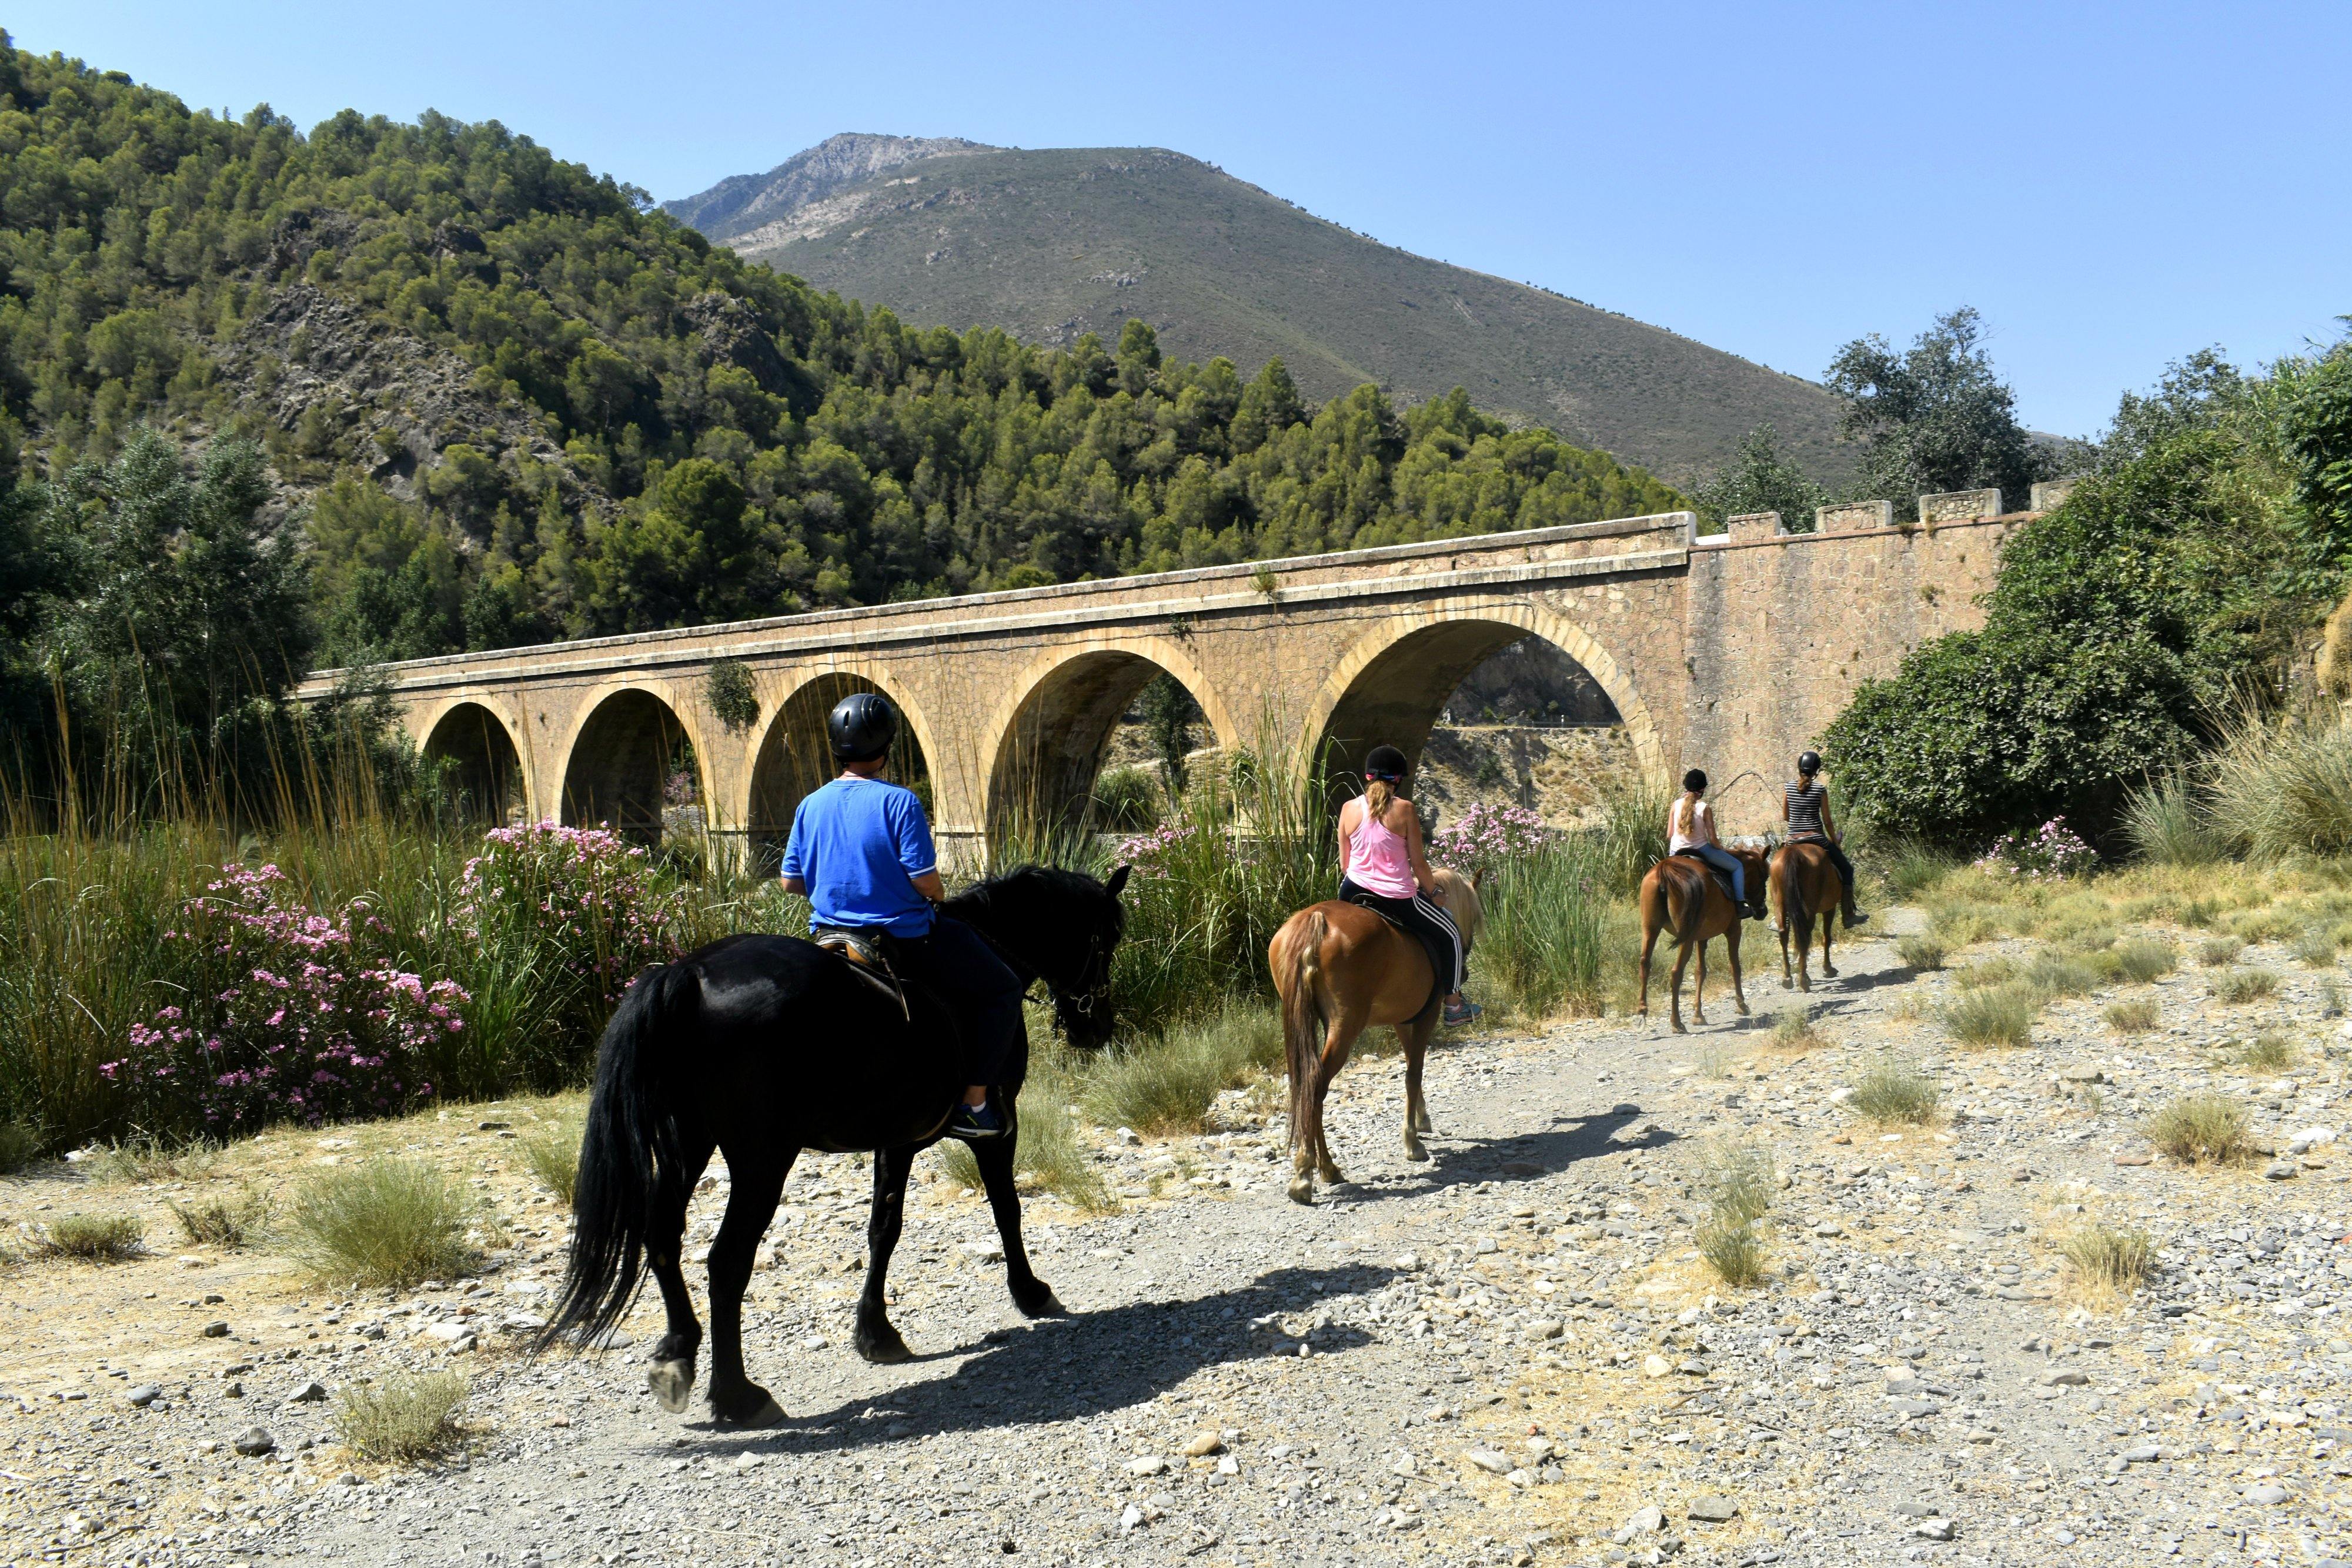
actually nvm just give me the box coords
[1313,1111,1682,1208]
[683,1264,1388,1455]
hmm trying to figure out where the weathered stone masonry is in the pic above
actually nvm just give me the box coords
[303,499,2023,859]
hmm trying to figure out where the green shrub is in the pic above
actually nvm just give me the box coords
[2112,938,2176,982]
[1953,958,2016,989]
[1941,982,2037,1047]
[1885,841,1959,897]
[2120,774,2223,865]
[2197,936,2245,967]
[1770,1005,1820,1048]
[2061,1222,2152,1294]
[517,1118,583,1208]
[2211,968,2279,1004]
[285,1158,477,1288]
[1895,934,1947,972]
[0,1121,37,1173]
[1846,1052,1942,1124]
[2144,1092,2250,1166]
[2104,999,2160,1033]
[1592,778,1669,896]
[1090,766,1163,833]
[336,1371,469,1463]
[44,1213,145,1261]
[2020,951,2100,999]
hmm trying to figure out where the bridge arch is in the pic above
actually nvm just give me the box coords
[1304,595,1666,797]
[419,697,527,825]
[980,634,1241,837]
[559,683,710,843]
[744,667,941,875]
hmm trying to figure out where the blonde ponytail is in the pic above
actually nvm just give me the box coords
[1365,777,1395,817]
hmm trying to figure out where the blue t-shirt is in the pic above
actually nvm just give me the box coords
[780,776,938,937]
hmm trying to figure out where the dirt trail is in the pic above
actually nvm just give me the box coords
[5,917,2349,1568]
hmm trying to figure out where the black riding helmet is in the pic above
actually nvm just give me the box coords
[1797,750,1822,777]
[1683,768,1708,793]
[1364,744,1409,781]
[828,691,898,762]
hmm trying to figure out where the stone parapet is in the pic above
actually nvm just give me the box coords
[1815,500,1893,534]
[1917,489,2003,525]
[2030,478,2080,512]
[1725,511,1784,543]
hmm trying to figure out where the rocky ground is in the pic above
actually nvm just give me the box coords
[5,911,2350,1568]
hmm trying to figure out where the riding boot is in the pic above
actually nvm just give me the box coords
[1842,896,1869,927]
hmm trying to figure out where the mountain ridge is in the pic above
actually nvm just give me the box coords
[666,136,1852,484]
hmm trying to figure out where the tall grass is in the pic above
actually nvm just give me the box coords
[1081,1002,1278,1135]
[2120,773,2224,865]
[285,1157,480,1288]
[1479,842,1614,1018]
[2207,708,2352,861]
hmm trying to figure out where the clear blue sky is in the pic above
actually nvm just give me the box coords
[14,0,2346,439]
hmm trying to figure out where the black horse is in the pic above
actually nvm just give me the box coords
[538,863,1131,1425]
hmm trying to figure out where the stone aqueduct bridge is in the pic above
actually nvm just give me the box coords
[306,499,2026,860]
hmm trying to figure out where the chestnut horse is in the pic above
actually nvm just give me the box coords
[1770,840,1845,991]
[1636,848,1765,1033]
[1268,867,1483,1205]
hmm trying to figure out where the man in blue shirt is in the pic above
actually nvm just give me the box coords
[780,692,1020,1139]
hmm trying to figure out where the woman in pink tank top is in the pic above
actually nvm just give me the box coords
[1337,744,1474,1023]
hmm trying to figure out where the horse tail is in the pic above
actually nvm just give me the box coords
[1279,911,1328,1156]
[1785,847,1810,929]
[537,961,699,1354]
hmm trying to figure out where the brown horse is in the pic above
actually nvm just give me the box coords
[1268,867,1484,1206]
[1636,849,1765,1033]
[1770,840,1845,991]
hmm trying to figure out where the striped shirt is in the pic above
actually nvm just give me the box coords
[1786,780,1828,840]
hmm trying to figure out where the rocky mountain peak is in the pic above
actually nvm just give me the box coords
[663,133,996,242]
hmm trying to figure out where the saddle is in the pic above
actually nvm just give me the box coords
[1668,852,1739,907]
[1339,893,1453,1018]
[811,926,910,1021]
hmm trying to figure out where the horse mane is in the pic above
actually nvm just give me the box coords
[941,864,1126,985]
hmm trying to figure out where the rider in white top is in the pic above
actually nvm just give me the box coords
[1668,768,1762,920]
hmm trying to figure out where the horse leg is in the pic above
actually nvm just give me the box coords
[1313,1065,1346,1186]
[974,1107,1063,1319]
[1692,936,1709,1025]
[704,1148,790,1426]
[1668,939,1693,1034]
[1821,903,1838,979]
[1776,883,1794,990]
[1728,920,1749,1017]
[1636,915,1660,1018]
[1291,1007,1362,1204]
[854,1145,920,1364]
[1795,914,1813,993]
[1402,1016,1436,1162]
[646,1137,716,1415]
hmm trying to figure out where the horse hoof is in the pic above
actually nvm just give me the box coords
[856,1333,914,1365]
[648,1359,695,1414]
[1287,1178,1315,1205]
[1669,1020,1687,1035]
[716,1391,787,1428]
[1823,965,1839,978]
[1402,1140,1429,1163]
[1317,1165,1345,1186]
[1415,1109,1432,1133]
[1013,1281,1066,1318]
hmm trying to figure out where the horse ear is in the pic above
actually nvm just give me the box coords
[1472,867,1488,892]
[1106,863,1132,899]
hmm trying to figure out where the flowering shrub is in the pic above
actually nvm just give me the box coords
[101,864,461,1134]
[1114,821,1201,879]
[1431,802,1553,874]
[1975,817,2098,880]
[458,823,686,1008]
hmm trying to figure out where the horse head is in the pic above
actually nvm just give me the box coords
[945,862,1131,1050]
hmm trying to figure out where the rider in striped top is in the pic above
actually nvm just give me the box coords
[1783,750,1866,927]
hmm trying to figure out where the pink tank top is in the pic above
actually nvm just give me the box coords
[1343,797,1419,898]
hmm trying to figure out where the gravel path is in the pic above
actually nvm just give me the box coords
[6,917,2351,1568]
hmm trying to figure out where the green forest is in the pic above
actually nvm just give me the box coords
[0,32,1681,750]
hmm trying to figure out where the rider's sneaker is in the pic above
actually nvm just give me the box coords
[1442,998,1484,1027]
[1843,907,1870,927]
[1746,901,1769,922]
[947,1099,1007,1141]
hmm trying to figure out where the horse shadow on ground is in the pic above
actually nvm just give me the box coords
[675,1263,1390,1457]
[1312,1111,1682,1209]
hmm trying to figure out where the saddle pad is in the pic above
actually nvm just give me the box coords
[812,928,910,1020]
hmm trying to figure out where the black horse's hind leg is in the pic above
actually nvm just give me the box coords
[704,1145,793,1427]
[646,1137,716,1415]
[855,1145,920,1364]
[974,1105,1062,1319]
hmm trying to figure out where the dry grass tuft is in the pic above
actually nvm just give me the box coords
[2210,968,2279,1004]
[2112,938,2176,983]
[335,1371,469,1463]
[2061,1221,2153,1297]
[2144,1092,2251,1166]
[1895,934,1947,972]
[2198,935,2246,968]
[1695,1138,1775,1288]
[2104,999,2160,1034]
[87,1138,220,1185]
[2291,927,2339,968]
[1846,1052,1942,1124]
[1941,982,2037,1047]
[517,1118,583,1208]
[43,1212,145,1261]
[1770,1005,1820,1048]
[285,1158,478,1288]
[1081,1004,1277,1136]
[2233,1033,2297,1071]
[169,1185,269,1249]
